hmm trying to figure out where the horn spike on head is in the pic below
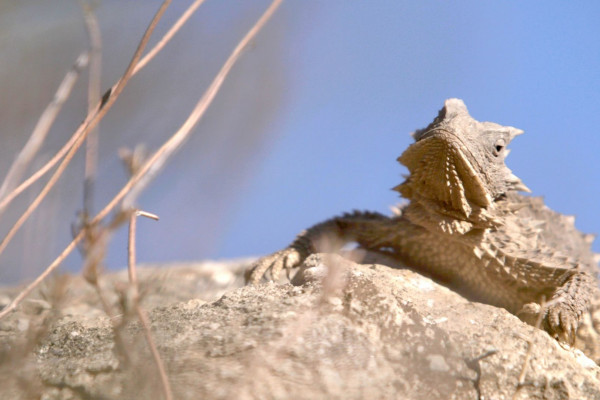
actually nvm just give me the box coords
[508,173,531,193]
[509,127,524,139]
[443,98,469,116]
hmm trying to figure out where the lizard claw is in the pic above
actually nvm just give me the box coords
[518,301,579,345]
[546,302,578,345]
[245,248,303,285]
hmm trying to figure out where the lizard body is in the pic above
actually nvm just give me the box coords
[247,99,598,344]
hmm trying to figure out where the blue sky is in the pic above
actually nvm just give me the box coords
[0,1,599,283]
[220,2,600,258]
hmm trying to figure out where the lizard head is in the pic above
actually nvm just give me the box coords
[395,99,529,228]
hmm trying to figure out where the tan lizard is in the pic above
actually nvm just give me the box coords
[247,99,599,345]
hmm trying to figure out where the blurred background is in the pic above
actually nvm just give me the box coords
[0,1,599,284]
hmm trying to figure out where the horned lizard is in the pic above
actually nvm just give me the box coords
[247,99,599,347]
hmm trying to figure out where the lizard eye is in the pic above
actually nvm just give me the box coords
[493,139,506,156]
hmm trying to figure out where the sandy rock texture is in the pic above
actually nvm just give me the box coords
[1,255,599,400]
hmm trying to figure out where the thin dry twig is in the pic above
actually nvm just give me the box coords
[0,118,85,214]
[0,0,282,321]
[128,213,138,284]
[512,297,550,399]
[134,0,207,75]
[127,210,159,283]
[0,1,173,319]
[0,0,172,259]
[76,214,134,365]
[122,0,283,208]
[127,210,170,400]
[0,230,84,319]
[135,307,171,398]
[93,278,133,364]
[0,0,203,218]
[80,0,103,216]
[137,210,160,221]
[0,52,89,211]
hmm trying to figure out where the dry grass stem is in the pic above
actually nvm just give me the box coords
[128,212,138,285]
[134,0,207,75]
[137,210,160,221]
[0,0,172,259]
[127,209,171,400]
[136,306,172,400]
[127,210,159,285]
[93,283,132,365]
[0,0,280,321]
[0,52,89,210]
[0,230,84,319]
[0,0,204,217]
[0,1,173,320]
[80,0,103,215]
[0,116,87,214]
[121,0,283,209]
[85,235,133,366]
[0,0,205,216]
[513,297,549,399]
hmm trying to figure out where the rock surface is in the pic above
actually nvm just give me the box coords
[0,255,599,399]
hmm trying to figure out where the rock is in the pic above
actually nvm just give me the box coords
[0,255,599,399]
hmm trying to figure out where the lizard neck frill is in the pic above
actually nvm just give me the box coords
[395,132,501,235]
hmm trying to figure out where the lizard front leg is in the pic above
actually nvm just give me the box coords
[246,211,393,284]
[575,288,600,363]
[519,271,595,344]
[545,271,595,344]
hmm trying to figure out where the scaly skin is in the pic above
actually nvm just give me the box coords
[247,99,599,346]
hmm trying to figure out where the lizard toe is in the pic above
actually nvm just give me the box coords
[272,248,302,281]
[246,252,279,284]
[546,303,578,345]
[247,248,303,284]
